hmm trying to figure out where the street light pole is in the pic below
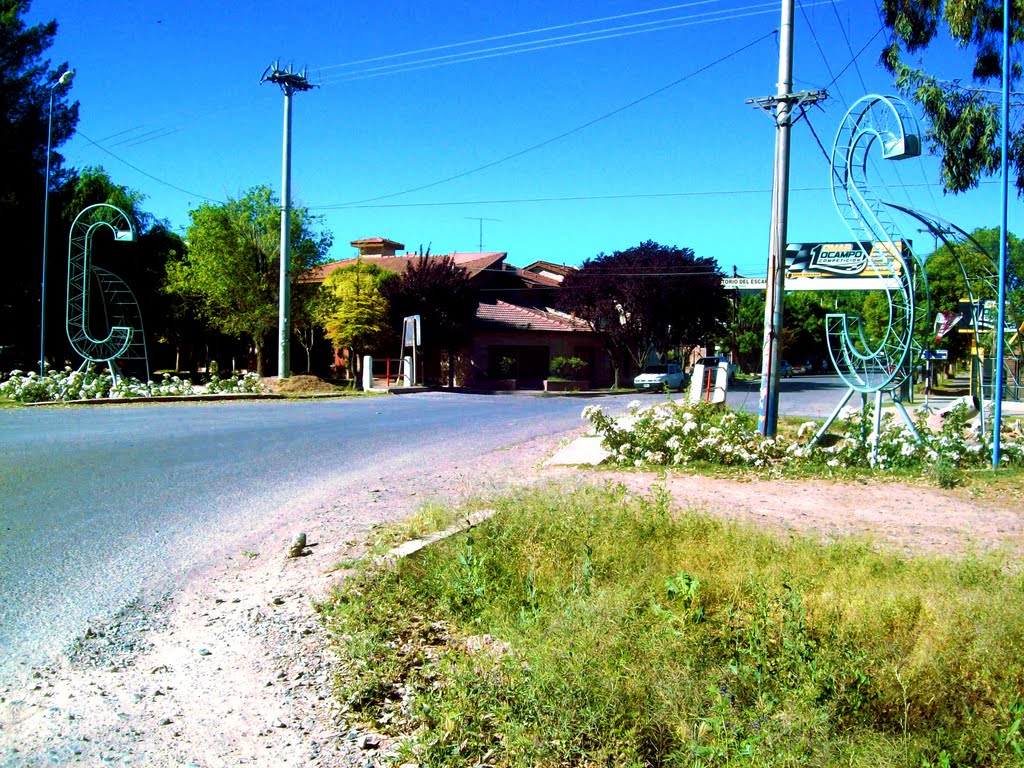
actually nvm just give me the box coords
[40,69,74,376]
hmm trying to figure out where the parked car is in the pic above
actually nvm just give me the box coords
[779,360,793,377]
[695,356,737,384]
[634,363,686,391]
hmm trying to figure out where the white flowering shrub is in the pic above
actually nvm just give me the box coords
[205,372,263,394]
[0,366,265,403]
[585,400,788,469]
[583,399,1024,472]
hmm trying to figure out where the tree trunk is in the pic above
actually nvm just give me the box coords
[255,343,265,377]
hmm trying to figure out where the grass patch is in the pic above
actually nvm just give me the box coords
[320,483,1024,767]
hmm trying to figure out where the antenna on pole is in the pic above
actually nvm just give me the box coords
[261,62,316,379]
[465,217,501,252]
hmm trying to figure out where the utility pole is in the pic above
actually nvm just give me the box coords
[261,62,315,379]
[465,217,501,252]
[747,0,826,437]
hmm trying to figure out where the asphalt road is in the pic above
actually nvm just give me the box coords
[0,392,640,681]
[0,379,846,682]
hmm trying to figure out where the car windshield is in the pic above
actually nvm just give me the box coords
[642,365,669,374]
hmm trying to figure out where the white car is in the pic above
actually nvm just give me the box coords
[634,364,686,391]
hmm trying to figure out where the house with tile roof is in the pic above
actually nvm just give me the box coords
[304,238,611,388]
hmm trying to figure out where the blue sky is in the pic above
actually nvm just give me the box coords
[31,0,1021,274]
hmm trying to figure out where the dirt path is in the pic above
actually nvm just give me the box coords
[2,429,1022,767]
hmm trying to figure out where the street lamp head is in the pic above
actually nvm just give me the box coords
[54,69,74,88]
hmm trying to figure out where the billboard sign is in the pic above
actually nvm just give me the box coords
[784,241,907,279]
[723,241,908,292]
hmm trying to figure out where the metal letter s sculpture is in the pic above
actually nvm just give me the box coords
[65,204,150,382]
[812,96,929,459]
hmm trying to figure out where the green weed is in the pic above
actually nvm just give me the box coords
[319,483,1024,767]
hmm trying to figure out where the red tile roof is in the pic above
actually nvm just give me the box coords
[476,300,592,333]
[304,251,507,283]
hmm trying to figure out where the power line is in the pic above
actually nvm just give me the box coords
[822,26,882,90]
[316,0,737,73]
[74,129,225,204]
[320,2,784,84]
[315,30,777,209]
[308,179,985,211]
[830,0,868,93]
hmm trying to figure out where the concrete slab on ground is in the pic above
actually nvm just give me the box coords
[543,436,610,466]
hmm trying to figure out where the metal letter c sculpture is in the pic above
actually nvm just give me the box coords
[65,204,150,381]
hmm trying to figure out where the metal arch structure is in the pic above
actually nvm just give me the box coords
[65,203,149,382]
[883,202,1022,437]
[811,95,930,458]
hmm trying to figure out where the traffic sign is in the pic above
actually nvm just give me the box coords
[921,349,948,360]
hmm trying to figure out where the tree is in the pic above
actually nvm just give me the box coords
[880,0,1024,194]
[558,241,729,388]
[165,186,332,376]
[0,0,79,367]
[317,259,392,379]
[379,256,478,386]
[734,293,766,372]
[780,293,829,364]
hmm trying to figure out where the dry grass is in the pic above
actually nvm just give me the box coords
[261,374,344,394]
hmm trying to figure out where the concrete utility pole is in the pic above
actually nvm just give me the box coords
[261,62,315,379]
[747,0,826,436]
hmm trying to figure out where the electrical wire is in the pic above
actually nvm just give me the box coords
[320,2,784,84]
[74,130,225,204]
[830,0,868,93]
[311,30,777,210]
[315,0,739,73]
[307,179,982,211]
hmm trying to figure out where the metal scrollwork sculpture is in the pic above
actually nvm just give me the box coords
[65,203,150,381]
[812,95,929,458]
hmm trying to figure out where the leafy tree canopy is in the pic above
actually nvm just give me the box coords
[1,0,79,366]
[0,0,78,209]
[880,0,1024,194]
[379,256,478,384]
[63,166,152,231]
[166,185,332,375]
[558,240,728,386]
[317,259,392,373]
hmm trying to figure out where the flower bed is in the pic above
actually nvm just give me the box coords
[582,398,1024,472]
[0,367,264,403]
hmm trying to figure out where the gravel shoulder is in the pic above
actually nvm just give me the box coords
[2,428,1022,767]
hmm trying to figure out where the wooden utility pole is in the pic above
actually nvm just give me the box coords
[748,0,825,436]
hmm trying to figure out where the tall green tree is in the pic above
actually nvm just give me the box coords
[166,186,332,376]
[0,0,78,367]
[317,259,392,379]
[379,256,478,386]
[558,241,728,388]
[881,0,1024,194]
